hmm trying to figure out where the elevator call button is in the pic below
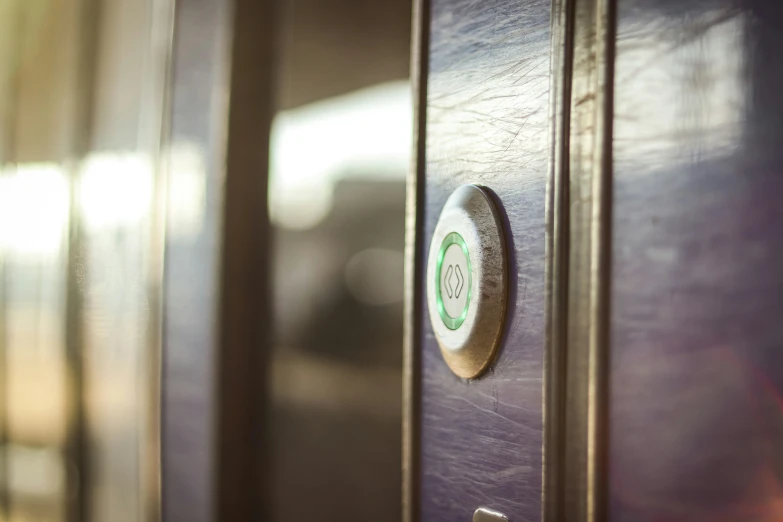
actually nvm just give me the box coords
[426,184,508,379]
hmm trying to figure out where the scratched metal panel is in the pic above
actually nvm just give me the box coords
[610,1,783,521]
[420,1,551,520]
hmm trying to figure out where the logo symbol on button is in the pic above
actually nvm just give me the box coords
[444,264,465,300]
[435,232,472,330]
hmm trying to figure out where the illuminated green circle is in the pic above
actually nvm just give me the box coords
[435,232,472,330]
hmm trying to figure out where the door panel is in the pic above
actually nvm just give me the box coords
[418,1,552,520]
[411,0,783,521]
[610,1,783,521]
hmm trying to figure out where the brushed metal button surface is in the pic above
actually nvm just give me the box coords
[426,184,508,379]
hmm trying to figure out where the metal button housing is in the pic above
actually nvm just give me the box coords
[473,507,510,522]
[426,184,508,379]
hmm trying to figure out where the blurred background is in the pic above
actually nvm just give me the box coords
[268,0,411,520]
[0,0,412,521]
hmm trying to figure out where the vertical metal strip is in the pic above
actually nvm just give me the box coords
[214,0,276,519]
[0,229,7,518]
[141,0,177,520]
[585,0,614,519]
[563,0,615,519]
[0,270,5,521]
[65,0,103,520]
[402,0,429,520]
[64,168,89,522]
[0,1,25,516]
[0,251,6,521]
[543,0,574,519]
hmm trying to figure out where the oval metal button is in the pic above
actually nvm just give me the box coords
[426,184,508,379]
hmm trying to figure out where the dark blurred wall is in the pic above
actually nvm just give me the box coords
[271,180,406,522]
[277,0,411,109]
[269,0,412,520]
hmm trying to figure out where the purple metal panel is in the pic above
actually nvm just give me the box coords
[610,1,783,521]
[420,1,551,520]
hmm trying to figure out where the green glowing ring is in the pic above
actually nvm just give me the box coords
[435,232,472,330]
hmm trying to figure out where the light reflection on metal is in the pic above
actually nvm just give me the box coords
[165,143,207,241]
[473,507,509,522]
[614,11,746,172]
[0,166,69,258]
[78,154,154,232]
[0,163,70,522]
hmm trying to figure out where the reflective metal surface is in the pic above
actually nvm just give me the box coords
[561,0,614,521]
[426,185,508,379]
[609,1,783,521]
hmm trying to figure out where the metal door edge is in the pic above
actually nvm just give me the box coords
[402,0,430,520]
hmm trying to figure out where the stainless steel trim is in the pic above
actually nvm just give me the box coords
[402,0,429,517]
[586,1,614,520]
[543,0,574,519]
[563,0,615,520]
